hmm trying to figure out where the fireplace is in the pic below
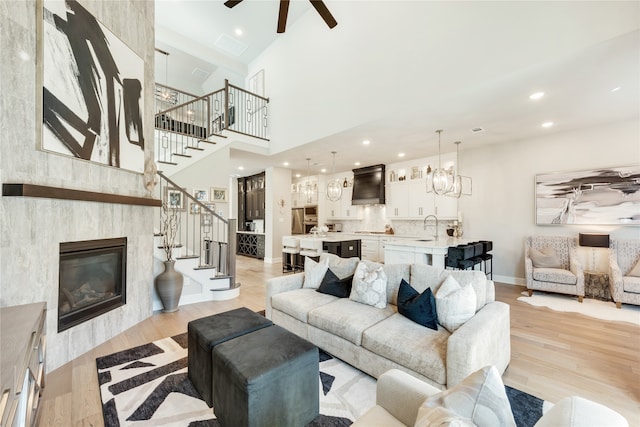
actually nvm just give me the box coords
[58,237,127,332]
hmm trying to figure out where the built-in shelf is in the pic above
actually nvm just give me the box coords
[2,183,161,207]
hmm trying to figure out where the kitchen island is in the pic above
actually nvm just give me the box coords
[282,234,361,259]
[383,237,474,268]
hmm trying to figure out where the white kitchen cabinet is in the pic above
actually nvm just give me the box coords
[360,236,382,262]
[326,176,362,220]
[386,179,458,219]
[386,181,409,218]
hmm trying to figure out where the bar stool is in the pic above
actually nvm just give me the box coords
[282,237,301,274]
[477,240,493,279]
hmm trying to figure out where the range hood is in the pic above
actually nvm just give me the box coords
[352,164,385,205]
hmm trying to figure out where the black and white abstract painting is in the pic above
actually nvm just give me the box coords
[535,165,640,225]
[42,0,144,173]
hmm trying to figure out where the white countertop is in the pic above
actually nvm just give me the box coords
[237,230,265,235]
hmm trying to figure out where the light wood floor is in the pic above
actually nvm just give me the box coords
[38,257,640,426]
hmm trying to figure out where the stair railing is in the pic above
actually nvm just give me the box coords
[154,80,270,165]
[156,171,237,288]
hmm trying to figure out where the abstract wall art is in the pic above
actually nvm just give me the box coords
[42,0,144,173]
[535,165,640,225]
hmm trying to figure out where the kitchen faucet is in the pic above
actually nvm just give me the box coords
[423,215,439,241]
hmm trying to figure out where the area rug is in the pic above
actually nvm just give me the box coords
[97,333,546,427]
[518,292,640,326]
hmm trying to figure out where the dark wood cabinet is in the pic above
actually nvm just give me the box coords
[322,240,361,259]
[237,232,265,259]
[239,172,265,223]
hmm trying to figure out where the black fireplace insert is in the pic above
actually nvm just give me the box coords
[58,237,127,332]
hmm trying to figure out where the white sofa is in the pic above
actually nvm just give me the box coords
[353,368,629,427]
[265,258,511,389]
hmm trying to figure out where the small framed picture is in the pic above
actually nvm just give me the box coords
[190,203,201,214]
[165,187,185,210]
[203,202,216,213]
[193,189,208,201]
[211,187,227,203]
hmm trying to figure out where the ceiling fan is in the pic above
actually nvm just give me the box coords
[224,0,338,33]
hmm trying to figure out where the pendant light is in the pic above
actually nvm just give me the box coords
[305,158,315,204]
[445,140,472,198]
[326,151,343,201]
[430,129,454,195]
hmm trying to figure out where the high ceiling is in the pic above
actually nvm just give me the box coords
[155,1,640,177]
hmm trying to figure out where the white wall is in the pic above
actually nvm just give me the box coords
[462,119,640,283]
[265,167,292,262]
[0,0,156,370]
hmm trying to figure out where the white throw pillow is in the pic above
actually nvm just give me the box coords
[435,275,476,333]
[414,406,475,427]
[416,366,516,427]
[529,247,562,268]
[302,257,329,289]
[627,257,640,277]
[349,261,388,308]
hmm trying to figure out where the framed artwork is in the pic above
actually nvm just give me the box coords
[165,187,184,210]
[41,0,145,173]
[190,203,201,214]
[193,189,208,201]
[535,165,640,225]
[211,187,227,203]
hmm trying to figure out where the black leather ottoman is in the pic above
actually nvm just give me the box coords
[211,324,319,427]
[188,307,272,407]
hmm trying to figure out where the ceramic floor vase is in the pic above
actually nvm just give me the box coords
[155,260,183,312]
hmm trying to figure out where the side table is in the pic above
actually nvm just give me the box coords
[584,271,611,301]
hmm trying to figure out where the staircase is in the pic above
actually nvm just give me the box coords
[154,80,269,175]
[151,81,269,310]
[152,171,239,310]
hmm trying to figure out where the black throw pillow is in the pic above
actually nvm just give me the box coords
[397,279,438,330]
[316,268,353,298]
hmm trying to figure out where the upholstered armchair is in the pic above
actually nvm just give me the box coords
[608,239,640,308]
[524,236,584,302]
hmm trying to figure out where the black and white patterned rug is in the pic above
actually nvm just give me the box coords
[96,333,547,427]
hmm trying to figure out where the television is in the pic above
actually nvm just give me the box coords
[352,164,385,205]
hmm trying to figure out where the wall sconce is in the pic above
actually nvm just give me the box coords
[579,233,610,271]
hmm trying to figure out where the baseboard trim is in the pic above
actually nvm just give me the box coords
[493,275,526,286]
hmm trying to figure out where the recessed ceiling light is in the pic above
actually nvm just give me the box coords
[283,162,289,166]
[541,122,554,128]
[354,162,361,166]
[238,166,245,170]
[529,92,545,100]
[295,173,301,178]
[398,152,405,157]
[611,86,621,92]
[362,140,371,145]
[235,28,243,36]
[321,168,327,173]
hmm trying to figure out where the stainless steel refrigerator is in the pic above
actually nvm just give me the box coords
[291,208,304,234]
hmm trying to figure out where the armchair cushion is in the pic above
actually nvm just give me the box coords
[532,268,577,285]
[416,365,516,427]
[623,276,640,293]
[533,396,629,427]
[529,247,562,268]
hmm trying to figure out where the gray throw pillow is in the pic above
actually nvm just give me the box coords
[529,247,562,268]
[302,257,329,289]
[349,261,387,308]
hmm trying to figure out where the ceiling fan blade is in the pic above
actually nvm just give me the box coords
[309,0,337,29]
[224,0,243,8]
[277,0,290,33]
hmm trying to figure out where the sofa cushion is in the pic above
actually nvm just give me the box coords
[350,261,388,308]
[382,263,412,304]
[533,396,629,427]
[414,406,475,427]
[435,276,476,333]
[316,269,353,298]
[410,264,488,311]
[302,257,330,289]
[397,279,438,330]
[532,267,577,285]
[362,314,449,385]
[271,289,338,323]
[623,276,640,293]
[319,253,360,279]
[529,246,562,268]
[417,365,516,427]
[309,298,396,346]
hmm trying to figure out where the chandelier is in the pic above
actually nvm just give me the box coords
[429,129,454,195]
[305,158,315,204]
[326,151,343,201]
[445,140,472,198]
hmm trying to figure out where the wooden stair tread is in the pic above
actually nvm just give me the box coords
[158,160,178,166]
[185,146,205,151]
[173,153,192,158]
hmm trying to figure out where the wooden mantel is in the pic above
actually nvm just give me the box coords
[2,183,161,207]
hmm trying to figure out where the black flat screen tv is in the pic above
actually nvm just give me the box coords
[352,164,385,205]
